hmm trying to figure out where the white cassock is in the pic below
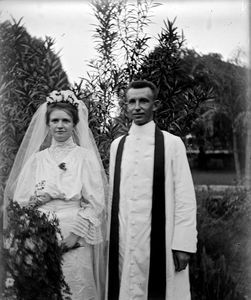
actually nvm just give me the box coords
[108,121,197,300]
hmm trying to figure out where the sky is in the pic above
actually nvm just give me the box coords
[0,0,249,84]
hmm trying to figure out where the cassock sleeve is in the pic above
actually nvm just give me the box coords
[13,154,37,206]
[171,137,197,253]
[71,150,106,245]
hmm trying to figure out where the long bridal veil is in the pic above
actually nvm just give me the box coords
[4,98,109,300]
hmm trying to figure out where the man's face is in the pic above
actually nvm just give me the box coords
[126,87,157,126]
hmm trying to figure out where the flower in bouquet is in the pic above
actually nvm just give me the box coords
[5,277,14,288]
[3,200,71,300]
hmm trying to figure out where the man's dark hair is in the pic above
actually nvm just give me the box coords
[125,80,159,100]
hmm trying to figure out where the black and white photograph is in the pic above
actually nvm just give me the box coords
[0,0,250,299]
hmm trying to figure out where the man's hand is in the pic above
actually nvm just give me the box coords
[172,250,191,272]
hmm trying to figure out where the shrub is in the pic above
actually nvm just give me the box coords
[190,247,245,300]
[190,188,251,299]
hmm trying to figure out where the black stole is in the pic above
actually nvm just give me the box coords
[108,126,166,299]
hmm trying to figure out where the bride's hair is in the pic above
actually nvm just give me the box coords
[45,102,79,126]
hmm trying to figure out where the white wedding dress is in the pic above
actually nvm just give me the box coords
[14,137,105,300]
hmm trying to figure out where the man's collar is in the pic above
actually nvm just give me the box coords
[129,120,155,136]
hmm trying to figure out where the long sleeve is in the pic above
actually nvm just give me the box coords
[13,154,37,206]
[71,151,106,245]
[171,137,197,253]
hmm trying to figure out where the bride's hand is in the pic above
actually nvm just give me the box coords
[38,193,51,204]
[60,233,80,250]
[28,193,51,208]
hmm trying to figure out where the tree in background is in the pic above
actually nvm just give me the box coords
[181,50,247,183]
[0,19,69,294]
[75,0,158,168]
[245,69,251,195]
[134,19,214,138]
[78,2,213,169]
[0,19,69,190]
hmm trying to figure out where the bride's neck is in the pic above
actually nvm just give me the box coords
[51,136,74,147]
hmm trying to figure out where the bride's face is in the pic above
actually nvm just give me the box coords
[48,109,74,142]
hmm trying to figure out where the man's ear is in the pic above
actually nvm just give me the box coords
[153,99,161,112]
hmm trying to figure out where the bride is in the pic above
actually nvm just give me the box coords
[4,90,108,300]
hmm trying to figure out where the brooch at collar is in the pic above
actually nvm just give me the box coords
[58,162,67,171]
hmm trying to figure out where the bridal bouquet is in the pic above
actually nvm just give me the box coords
[3,200,71,300]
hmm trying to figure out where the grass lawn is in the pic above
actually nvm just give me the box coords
[191,169,237,185]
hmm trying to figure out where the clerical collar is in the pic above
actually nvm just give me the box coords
[129,120,155,136]
[50,136,76,149]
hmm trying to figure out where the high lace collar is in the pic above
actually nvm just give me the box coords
[49,136,77,164]
[50,136,76,150]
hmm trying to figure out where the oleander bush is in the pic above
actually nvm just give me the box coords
[0,19,70,291]
[190,188,251,299]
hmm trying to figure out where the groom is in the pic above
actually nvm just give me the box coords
[107,80,197,300]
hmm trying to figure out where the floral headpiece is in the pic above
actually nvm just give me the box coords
[46,90,80,108]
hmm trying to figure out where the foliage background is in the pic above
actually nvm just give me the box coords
[0,19,70,294]
[190,188,251,299]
